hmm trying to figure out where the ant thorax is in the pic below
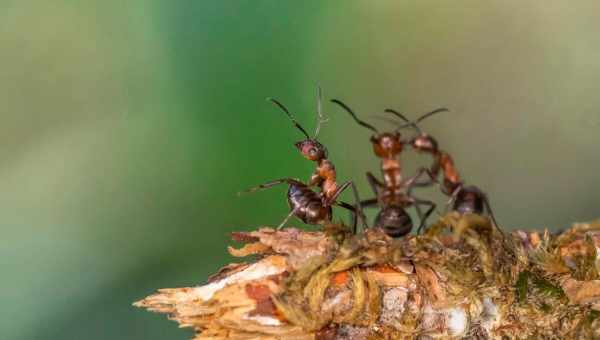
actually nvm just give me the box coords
[381,158,402,190]
[436,151,461,192]
[309,158,337,200]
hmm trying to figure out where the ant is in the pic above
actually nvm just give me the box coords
[241,90,367,232]
[330,99,437,237]
[386,107,504,237]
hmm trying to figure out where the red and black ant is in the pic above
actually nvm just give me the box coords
[241,90,367,232]
[330,99,437,237]
[386,108,504,236]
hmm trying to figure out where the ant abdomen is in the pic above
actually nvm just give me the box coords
[453,186,485,215]
[287,182,332,224]
[374,205,413,237]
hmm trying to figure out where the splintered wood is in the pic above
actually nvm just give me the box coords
[134,215,600,339]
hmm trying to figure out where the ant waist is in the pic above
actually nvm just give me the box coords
[380,193,411,206]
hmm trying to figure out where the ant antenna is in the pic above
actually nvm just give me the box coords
[416,107,449,124]
[267,97,310,139]
[313,85,329,139]
[372,115,402,125]
[385,108,422,134]
[384,109,411,123]
[396,107,450,133]
[331,99,379,134]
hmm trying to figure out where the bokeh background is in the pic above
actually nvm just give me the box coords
[2,1,599,339]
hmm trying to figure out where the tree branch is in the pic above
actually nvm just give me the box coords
[134,213,600,339]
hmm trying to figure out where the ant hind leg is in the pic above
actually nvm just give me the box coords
[482,193,505,240]
[345,198,378,231]
[328,181,368,232]
[277,207,300,230]
[412,198,436,234]
[336,201,360,234]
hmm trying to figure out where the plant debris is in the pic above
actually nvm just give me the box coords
[134,214,600,339]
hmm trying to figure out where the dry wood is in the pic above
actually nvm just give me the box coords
[134,214,600,339]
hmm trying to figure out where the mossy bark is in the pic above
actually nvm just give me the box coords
[134,213,600,339]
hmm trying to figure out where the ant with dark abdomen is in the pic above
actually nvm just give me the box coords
[386,107,504,237]
[330,99,437,237]
[241,89,367,232]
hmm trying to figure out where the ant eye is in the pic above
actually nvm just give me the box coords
[309,148,317,156]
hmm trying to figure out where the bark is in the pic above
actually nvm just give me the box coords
[134,213,600,339]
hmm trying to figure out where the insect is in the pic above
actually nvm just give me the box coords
[330,99,437,237]
[387,107,504,236]
[241,90,367,231]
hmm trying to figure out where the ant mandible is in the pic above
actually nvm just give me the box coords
[241,89,368,232]
[330,99,437,237]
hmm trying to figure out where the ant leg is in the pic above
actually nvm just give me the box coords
[350,181,369,231]
[411,198,436,234]
[406,167,436,191]
[482,193,505,240]
[404,187,425,228]
[359,198,379,208]
[445,186,462,214]
[406,167,437,198]
[238,178,298,195]
[344,198,378,231]
[308,172,324,187]
[277,207,300,230]
[366,172,384,197]
[417,200,436,234]
[327,181,368,231]
[336,201,360,233]
[413,201,424,227]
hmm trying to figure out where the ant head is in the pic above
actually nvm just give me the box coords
[268,87,329,162]
[410,133,438,153]
[385,107,448,154]
[295,139,327,161]
[370,132,403,158]
[331,100,409,158]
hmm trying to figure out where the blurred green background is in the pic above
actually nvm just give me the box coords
[2,1,599,339]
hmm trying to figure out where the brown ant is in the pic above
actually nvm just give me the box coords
[386,108,504,236]
[240,90,367,232]
[330,99,437,237]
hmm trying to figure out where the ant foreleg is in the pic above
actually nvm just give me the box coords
[308,172,324,187]
[406,167,438,204]
[238,178,299,195]
[405,167,437,191]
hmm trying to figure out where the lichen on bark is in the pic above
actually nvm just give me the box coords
[134,214,600,339]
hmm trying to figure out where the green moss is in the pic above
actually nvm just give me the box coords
[516,271,530,303]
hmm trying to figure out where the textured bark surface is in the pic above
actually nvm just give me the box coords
[134,213,600,339]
